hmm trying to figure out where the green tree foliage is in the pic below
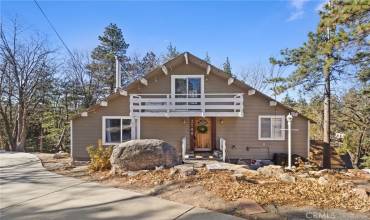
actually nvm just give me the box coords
[269,1,369,168]
[204,52,211,63]
[90,23,129,94]
[162,43,180,62]
[337,89,369,167]
[223,57,232,75]
[124,51,159,85]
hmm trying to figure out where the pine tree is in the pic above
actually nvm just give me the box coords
[162,43,180,62]
[281,94,297,108]
[270,1,369,168]
[89,23,129,94]
[141,51,159,72]
[204,52,211,63]
[123,52,159,86]
[223,57,232,75]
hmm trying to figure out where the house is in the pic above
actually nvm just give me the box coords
[70,52,312,162]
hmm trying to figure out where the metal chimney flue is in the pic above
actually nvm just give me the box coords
[115,55,121,91]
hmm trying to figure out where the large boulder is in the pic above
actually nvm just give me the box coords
[110,139,181,172]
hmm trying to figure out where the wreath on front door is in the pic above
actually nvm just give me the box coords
[197,125,208,133]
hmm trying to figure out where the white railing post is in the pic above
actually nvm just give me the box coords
[129,94,133,116]
[233,94,237,113]
[182,136,187,161]
[201,93,205,116]
[239,93,244,117]
[166,94,170,114]
[138,96,142,114]
[220,138,226,162]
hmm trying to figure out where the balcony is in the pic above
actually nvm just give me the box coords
[130,93,244,117]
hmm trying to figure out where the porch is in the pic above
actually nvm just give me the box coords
[130,93,244,117]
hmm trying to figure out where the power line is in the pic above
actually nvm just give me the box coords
[33,0,76,62]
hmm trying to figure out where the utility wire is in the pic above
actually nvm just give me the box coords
[33,0,76,63]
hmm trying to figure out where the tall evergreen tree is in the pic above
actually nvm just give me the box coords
[270,1,369,168]
[204,52,211,63]
[141,51,159,72]
[123,51,159,86]
[89,23,129,94]
[162,43,180,62]
[223,57,232,75]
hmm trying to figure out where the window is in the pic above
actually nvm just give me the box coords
[102,116,140,145]
[258,115,285,140]
[171,75,204,98]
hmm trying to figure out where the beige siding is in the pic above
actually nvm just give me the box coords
[140,118,189,156]
[216,94,308,159]
[72,96,131,160]
[72,61,309,160]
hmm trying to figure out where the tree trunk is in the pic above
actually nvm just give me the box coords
[323,72,331,169]
[355,130,365,168]
[39,128,43,153]
[55,127,66,151]
[15,106,27,152]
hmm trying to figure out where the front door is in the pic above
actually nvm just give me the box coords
[193,117,212,151]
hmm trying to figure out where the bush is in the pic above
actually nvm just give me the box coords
[87,142,113,171]
[361,154,370,168]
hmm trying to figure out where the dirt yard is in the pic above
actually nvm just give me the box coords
[36,153,370,220]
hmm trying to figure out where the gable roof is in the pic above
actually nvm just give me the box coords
[72,52,315,122]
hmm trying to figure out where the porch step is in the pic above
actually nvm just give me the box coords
[184,151,218,160]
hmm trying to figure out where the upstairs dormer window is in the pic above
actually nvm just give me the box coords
[171,75,204,98]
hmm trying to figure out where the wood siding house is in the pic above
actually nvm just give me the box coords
[71,52,312,161]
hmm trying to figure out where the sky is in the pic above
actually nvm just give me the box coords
[1,0,327,97]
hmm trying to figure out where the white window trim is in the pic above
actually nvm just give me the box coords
[170,75,205,95]
[258,115,285,141]
[102,116,140,145]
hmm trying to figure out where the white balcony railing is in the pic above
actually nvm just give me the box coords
[130,93,244,117]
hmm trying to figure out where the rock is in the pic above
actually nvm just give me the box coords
[318,176,329,185]
[279,173,296,183]
[169,168,179,177]
[257,165,284,178]
[338,180,354,188]
[206,163,227,171]
[297,173,309,178]
[318,169,329,174]
[308,170,321,177]
[174,164,197,176]
[110,139,181,172]
[306,177,317,182]
[263,204,278,214]
[127,170,148,177]
[232,173,246,181]
[237,159,248,165]
[53,151,69,159]
[242,169,259,176]
[213,150,222,159]
[353,187,369,200]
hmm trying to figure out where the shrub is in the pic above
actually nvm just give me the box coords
[87,142,113,171]
[361,154,370,168]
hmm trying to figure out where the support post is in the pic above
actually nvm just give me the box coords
[182,136,187,161]
[286,113,293,169]
[220,138,226,162]
[115,56,121,90]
